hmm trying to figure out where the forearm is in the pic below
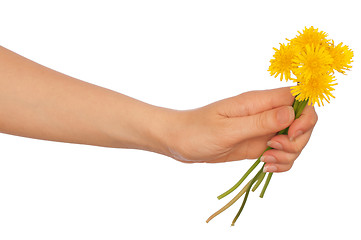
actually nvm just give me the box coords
[0,46,173,155]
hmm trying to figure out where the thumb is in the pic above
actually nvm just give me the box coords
[233,106,295,139]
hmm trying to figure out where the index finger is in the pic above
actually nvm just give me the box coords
[223,87,294,117]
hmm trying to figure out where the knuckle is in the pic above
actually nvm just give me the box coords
[313,112,319,125]
[287,137,303,153]
[278,153,294,164]
[284,163,293,172]
[255,113,267,130]
[285,154,295,164]
[309,112,318,126]
[243,90,260,98]
[278,163,293,172]
[291,143,303,153]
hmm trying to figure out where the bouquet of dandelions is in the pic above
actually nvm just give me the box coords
[206,26,354,226]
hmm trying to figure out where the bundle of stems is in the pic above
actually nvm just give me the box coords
[206,98,308,226]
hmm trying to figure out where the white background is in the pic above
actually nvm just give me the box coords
[1,0,360,239]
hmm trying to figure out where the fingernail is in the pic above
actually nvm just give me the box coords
[260,155,277,163]
[263,165,277,172]
[277,106,294,125]
[290,130,304,141]
[267,140,283,150]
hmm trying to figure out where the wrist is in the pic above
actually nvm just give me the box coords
[141,106,181,158]
[149,108,196,162]
[107,94,179,157]
[134,104,191,160]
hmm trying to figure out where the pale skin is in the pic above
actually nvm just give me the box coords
[0,46,317,172]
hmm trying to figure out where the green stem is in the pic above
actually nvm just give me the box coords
[293,98,300,111]
[260,172,273,198]
[295,99,308,119]
[252,171,266,192]
[277,127,289,135]
[217,147,271,200]
[206,180,253,223]
[231,168,264,226]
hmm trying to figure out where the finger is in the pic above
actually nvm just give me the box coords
[231,105,295,140]
[266,130,312,154]
[220,87,295,117]
[288,104,318,141]
[261,149,299,165]
[263,162,294,173]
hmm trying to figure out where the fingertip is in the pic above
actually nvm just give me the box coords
[264,163,293,173]
[267,140,283,150]
[289,130,304,142]
[270,132,305,154]
[260,155,277,163]
[263,164,277,173]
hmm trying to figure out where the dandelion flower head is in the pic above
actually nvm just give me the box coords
[291,74,337,106]
[328,41,354,74]
[269,26,353,106]
[293,44,333,82]
[288,26,330,50]
[268,43,296,81]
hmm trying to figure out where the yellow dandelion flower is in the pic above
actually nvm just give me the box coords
[328,41,354,74]
[288,26,330,50]
[293,44,333,82]
[291,74,337,106]
[268,43,296,81]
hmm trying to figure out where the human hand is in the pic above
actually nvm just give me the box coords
[165,87,317,172]
[0,47,316,173]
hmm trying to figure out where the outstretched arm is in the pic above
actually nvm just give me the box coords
[0,46,317,172]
